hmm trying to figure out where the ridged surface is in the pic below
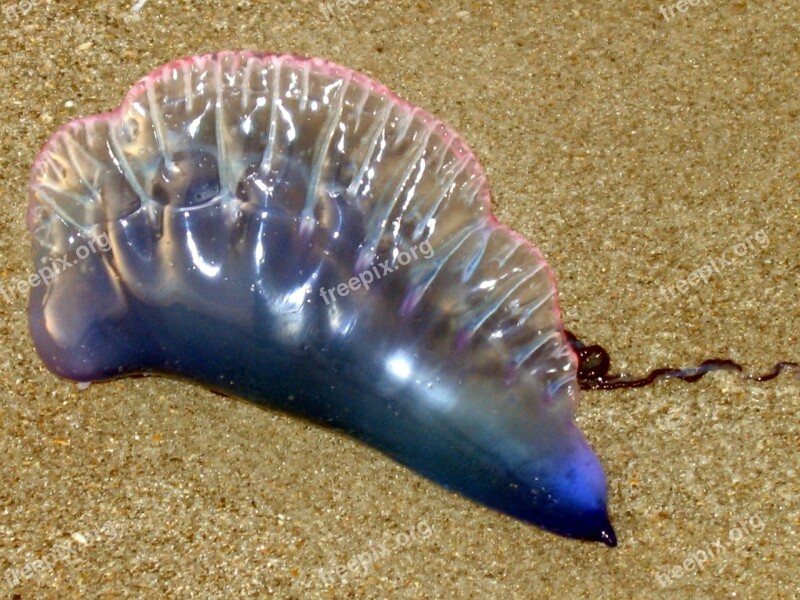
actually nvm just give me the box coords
[27,52,614,544]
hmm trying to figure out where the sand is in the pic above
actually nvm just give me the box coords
[0,1,798,598]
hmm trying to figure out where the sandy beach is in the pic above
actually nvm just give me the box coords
[0,1,797,598]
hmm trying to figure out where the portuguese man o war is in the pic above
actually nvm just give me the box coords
[27,51,615,545]
[29,52,793,547]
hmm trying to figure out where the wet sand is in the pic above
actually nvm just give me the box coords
[0,1,797,598]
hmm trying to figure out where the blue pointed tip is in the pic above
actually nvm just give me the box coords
[600,526,617,547]
[535,505,617,546]
[592,510,617,547]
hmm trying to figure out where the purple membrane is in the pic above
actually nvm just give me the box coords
[27,52,615,546]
